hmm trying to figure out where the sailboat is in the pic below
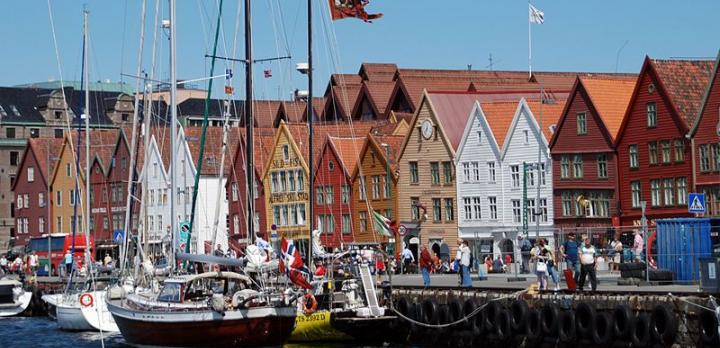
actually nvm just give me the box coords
[106,1,298,346]
[41,10,119,333]
[0,278,32,317]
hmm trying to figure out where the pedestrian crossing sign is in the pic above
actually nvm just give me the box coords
[688,193,706,213]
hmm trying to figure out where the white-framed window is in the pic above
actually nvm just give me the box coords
[650,179,661,207]
[539,198,548,222]
[325,185,334,204]
[560,155,570,179]
[649,141,658,165]
[23,194,29,209]
[573,154,583,178]
[472,197,482,220]
[17,195,22,209]
[288,171,296,192]
[674,140,685,162]
[512,199,522,223]
[629,145,639,169]
[663,178,675,206]
[38,192,45,207]
[523,130,530,144]
[231,183,238,201]
[342,184,350,204]
[383,177,392,198]
[27,167,34,182]
[487,162,496,183]
[463,197,472,220]
[700,145,710,172]
[443,161,453,184]
[527,199,537,223]
[676,177,688,205]
[432,198,441,222]
[233,214,240,235]
[488,197,497,220]
[511,165,520,187]
[562,192,572,216]
[271,172,278,193]
[342,214,351,234]
[297,170,304,192]
[577,112,587,135]
[661,141,672,164]
[282,144,290,161]
[409,162,419,184]
[471,162,480,182]
[647,102,657,128]
[540,163,547,185]
[279,171,287,192]
[444,198,454,221]
[631,181,641,208]
[316,186,325,205]
[430,162,440,185]
[39,217,45,234]
[69,189,75,206]
[597,154,608,178]
[359,176,367,201]
[359,211,368,232]
[371,176,381,199]
[462,162,470,182]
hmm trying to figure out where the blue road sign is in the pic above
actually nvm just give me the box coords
[688,193,706,213]
[113,230,125,243]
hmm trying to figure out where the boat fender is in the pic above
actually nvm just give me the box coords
[471,303,486,336]
[436,304,450,326]
[650,305,677,345]
[525,309,542,341]
[699,309,720,345]
[558,310,576,343]
[484,301,502,332]
[612,304,635,339]
[458,299,477,330]
[591,312,614,345]
[494,309,512,341]
[79,293,94,308]
[576,302,596,338]
[631,313,651,347]
[422,298,439,324]
[302,293,317,315]
[540,304,560,337]
[510,299,529,333]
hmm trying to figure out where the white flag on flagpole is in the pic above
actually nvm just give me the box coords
[529,4,545,24]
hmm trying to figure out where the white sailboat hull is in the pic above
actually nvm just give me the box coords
[80,291,119,332]
[45,291,118,331]
[57,303,94,331]
[0,291,31,317]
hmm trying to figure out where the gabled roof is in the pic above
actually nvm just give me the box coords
[12,137,64,191]
[358,63,397,82]
[325,136,365,179]
[690,50,720,136]
[302,97,326,122]
[262,121,310,180]
[253,100,282,128]
[183,126,241,176]
[576,76,637,141]
[50,129,119,186]
[63,89,127,126]
[177,97,243,120]
[478,101,519,149]
[350,133,404,181]
[524,100,567,141]
[651,58,714,128]
[352,81,396,118]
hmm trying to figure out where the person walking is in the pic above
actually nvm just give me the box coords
[63,251,73,277]
[0,255,7,275]
[519,235,532,274]
[29,252,38,276]
[531,239,558,290]
[633,230,644,262]
[560,233,580,282]
[401,245,414,274]
[609,236,623,272]
[457,239,472,287]
[419,246,433,288]
[578,237,598,292]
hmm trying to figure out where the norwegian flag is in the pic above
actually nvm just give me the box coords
[263,69,272,78]
[278,238,312,289]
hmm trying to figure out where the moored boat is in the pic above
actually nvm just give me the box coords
[107,271,296,347]
[0,279,32,317]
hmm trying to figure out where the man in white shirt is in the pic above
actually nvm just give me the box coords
[456,239,472,287]
[0,255,8,274]
[633,230,644,262]
[401,246,414,274]
[29,252,38,275]
[578,237,598,292]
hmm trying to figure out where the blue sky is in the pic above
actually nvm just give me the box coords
[1,1,718,99]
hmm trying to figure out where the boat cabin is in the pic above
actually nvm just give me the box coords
[156,272,251,304]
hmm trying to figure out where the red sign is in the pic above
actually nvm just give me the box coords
[398,225,407,237]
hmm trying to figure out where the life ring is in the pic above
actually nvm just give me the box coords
[302,293,317,315]
[79,293,94,308]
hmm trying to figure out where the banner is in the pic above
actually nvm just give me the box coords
[328,0,383,22]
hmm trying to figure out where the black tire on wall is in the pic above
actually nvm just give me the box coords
[526,309,543,342]
[484,301,502,333]
[510,299,529,333]
[541,304,561,337]
[650,305,677,345]
[558,310,577,343]
[472,303,486,336]
[576,302,596,338]
[495,309,512,341]
[631,313,652,347]
[459,299,474,329]
[422,298,439,324]
[613,304,635,340]
[699,309,720,345]
[591,312,614,345]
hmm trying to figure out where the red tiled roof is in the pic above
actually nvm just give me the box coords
[280,101,305,123]
[303,97,326,122]
[328,84,362,120]
[579,76,637,140]
[28,137,64,183]
[253,100,282,128]
[363,81,395,116]
[359,63,398,82]
[327,136,365,178]
[525,100,568,141]
[651,59,714,127]
[425,92,481,152]
[478,101,518,149]
[183,127,241,176]
[369,134,405,172]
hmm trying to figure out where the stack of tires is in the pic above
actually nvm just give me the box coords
[619,262,674,284]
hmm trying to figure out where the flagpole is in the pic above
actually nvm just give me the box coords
[528,2,532,79]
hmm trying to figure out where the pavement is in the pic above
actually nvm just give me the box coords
[387,271,704,294]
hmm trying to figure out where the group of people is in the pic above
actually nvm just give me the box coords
[0,252,39,276]
[418,239,473,288]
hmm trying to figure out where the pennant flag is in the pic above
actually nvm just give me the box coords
[278,237,312,289]
[263,69,272,78]
[328,0,383,23]
[372,210,393,238]
[529,4,544,24]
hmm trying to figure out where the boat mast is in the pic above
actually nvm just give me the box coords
[306,0,313,267]
[244,0,255,246]
[83,9,92,268]
[169,0,178,270]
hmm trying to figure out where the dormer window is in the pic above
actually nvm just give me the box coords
[647,102,657,128]
[328,160,335,171]
[282,145,290,162]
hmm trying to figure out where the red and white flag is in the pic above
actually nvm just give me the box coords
[328,0,383,22]
[278,238,312,289]
[263,69,272,78]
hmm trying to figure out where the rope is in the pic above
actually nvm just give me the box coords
[668,293,718,313]
[390,290,527,329]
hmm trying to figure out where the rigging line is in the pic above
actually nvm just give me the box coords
[274,0,292,57]
[120,0,149,277]
[186,0,224,256]
[119,0,129,83]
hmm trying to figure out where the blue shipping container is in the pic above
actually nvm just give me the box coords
[656,218,713,282]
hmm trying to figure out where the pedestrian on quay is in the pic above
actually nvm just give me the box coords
[633,230,644,262]
[457,239,472,287]
[63,250,73,277]
[401,245,414,274]
[609,236,623,272]
[0,254,7,275]
[519,235,532,274]
[29,252,38,276]
[13,256,23,275]
[419,245,432,288]
[560,232,580,282]
[578,237,598,292]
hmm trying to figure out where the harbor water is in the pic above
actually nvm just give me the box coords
[0,317,400,348]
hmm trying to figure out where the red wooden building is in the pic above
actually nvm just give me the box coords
[550,76,636,230]
[11,138,63,246]
[690,52,720,215]
[615,57,714,225]
[312,136,364,249]
[226,130,274,251]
